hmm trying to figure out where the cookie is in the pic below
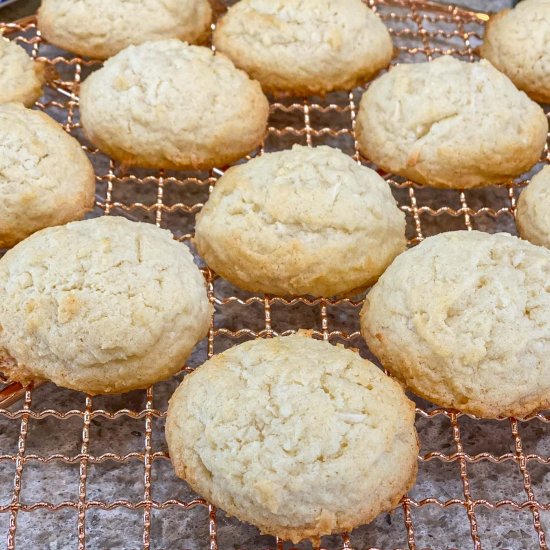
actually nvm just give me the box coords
[0,216,211,394]
[356,56,548,189]
[166,333,418,543]
[0,34,45,106]
[79,40,269,170]
[481,0,550,104]
[37,0,212,59]
[0,103,95,248]
[517,166,550,247]
[361,230,550,418]
[213,0,393,96]
[195,145,406,297]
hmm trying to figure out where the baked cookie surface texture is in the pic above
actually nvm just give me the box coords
[213,0,393,95]
[517,166,550,247]
[195,145,406,296]
[0,35,44,106]
[0,217,211,394]
[356,56,548,188]
[481,0,550,103]
[361,230,550,418]
[79,40,269,170]
[37,0,212,59]
[166,334,418,543]
[0,103,95,248]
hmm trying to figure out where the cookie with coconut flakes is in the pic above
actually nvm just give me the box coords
[0,103,95,248]
[166,334,418,543]
[0,217,211,394]
[79,40,269,170]
[361,230,550,418]
[517,166,550,248]
[195,145,406,296]
[37,0,212,59]
[213,0,393,95]
[481,0,550,104]
[356,56,548,188]
[0,34,45,106]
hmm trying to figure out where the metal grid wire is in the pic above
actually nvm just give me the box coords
[1,1,550,548]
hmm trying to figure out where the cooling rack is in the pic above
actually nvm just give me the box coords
[1,1,549,549]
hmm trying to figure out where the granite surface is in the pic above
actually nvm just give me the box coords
[3,1,550,550]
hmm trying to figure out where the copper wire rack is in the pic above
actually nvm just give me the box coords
[1,1,550,549]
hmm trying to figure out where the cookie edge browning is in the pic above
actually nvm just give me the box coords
[166,335,419,543]
[355,59,548,189]
[0,105,96,248]
[516,166,550,248]
[21,59,46,107]
[78,47,269,170]
[212,3,394,96]
[0,218,213,395]
[0,37,46,107]
[36,0,213,60]
[480,9,550,104]
[194,147,407,297]
[360,232,550,419]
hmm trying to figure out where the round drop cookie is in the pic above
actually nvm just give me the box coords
[37,0,212,59]
[481,0,550,103]
[517,166,550,247]
[213,0,393,96]
[0,35,45,106]
[0,217,211,394]
[79,40,269,170]
[166,334,418,543]
[361,230,550,418]
[195,145,406,297]
[0,103,95,248]
[356,56,548,189]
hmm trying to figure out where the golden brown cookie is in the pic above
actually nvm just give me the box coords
[38,0,212,59]
[0,217,211,394]
[195,145,406,296]
[79,40,269,170]
[166,334,418,543]
[361,230,550,418]
[357,56,548,188]
[213,0,393,95]
[0,103,95,248]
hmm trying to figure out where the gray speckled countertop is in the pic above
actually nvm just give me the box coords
[3,1,549,550]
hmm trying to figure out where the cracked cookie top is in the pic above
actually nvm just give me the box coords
[0,103,95,248]
[361,229,550,418]
[37,0,212,59]
[356,56,548,188]
[79,40,269,170]
[166,333,418,543]
[481,0,550,104]
[213,0,393,95]
[0,216,211,394]
[195,144,406,296]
